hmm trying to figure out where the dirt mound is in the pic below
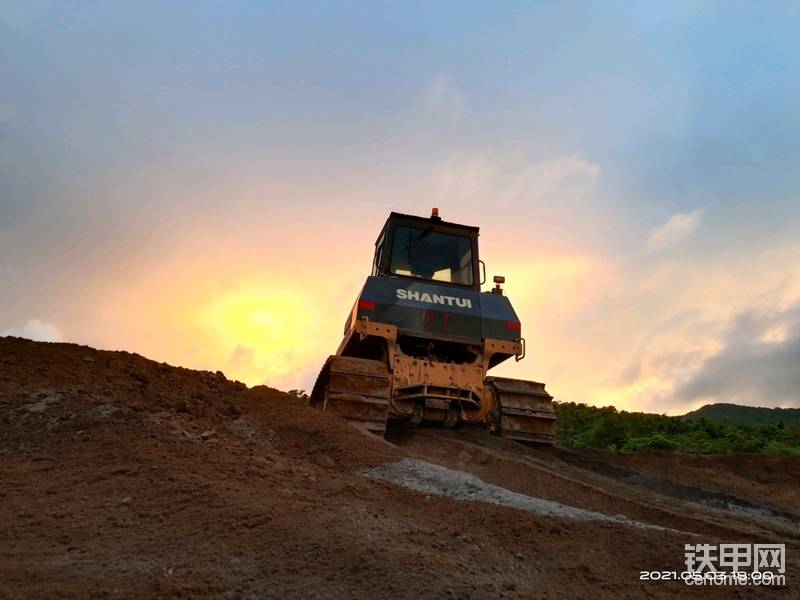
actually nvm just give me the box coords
[0,337,398,471]
[0,337,794,598]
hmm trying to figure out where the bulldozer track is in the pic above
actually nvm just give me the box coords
[309,355,391,435]
[488,377,556,445]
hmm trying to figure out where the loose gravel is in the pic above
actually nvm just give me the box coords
[363,457,665,529]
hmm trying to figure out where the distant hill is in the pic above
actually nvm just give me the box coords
[683,403,800,428]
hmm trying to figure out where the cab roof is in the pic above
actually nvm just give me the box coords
[376,211,480,245]
[388,211,480,231]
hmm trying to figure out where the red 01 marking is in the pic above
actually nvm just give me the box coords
[422,310,449,332]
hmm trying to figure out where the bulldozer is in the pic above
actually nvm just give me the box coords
[310,209,556,444]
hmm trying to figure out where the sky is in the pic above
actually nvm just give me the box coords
[1,1,799,414]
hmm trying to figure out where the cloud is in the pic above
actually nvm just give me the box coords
[432,152,601,213]
[646,209,704,251]
[674,303,800,408]
[498,155,600,206]
[551,240,800,414]
[419,75,465,125]
[431,154,495,202]
[1,319,64,342]
[230,344,254,366]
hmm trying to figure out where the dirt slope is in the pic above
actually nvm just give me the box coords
[0,337,796,599]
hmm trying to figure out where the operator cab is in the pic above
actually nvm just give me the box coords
[372,209,482,291]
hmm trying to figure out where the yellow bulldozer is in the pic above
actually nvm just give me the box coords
[310,209,555,444]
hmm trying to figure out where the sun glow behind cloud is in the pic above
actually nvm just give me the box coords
[204,281,323,386]
[87,269,349,391]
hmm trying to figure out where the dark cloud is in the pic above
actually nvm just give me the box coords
[675,303,800,408]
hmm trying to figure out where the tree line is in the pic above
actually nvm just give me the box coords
[554,402,800,455]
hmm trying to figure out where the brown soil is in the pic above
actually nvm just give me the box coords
[595,449,800,513]
[0,337,796,599]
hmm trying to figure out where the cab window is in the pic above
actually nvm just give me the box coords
[389,226,473,285]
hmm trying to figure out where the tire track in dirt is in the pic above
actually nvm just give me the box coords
[386,427,800,546]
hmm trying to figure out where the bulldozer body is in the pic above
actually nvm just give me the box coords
[310,211,556,444]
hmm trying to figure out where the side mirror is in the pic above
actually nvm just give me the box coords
[479,260,487,285]
[492,275,505,295]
